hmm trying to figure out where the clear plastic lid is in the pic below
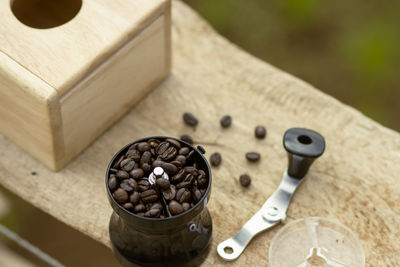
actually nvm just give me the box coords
[269,217,365,267]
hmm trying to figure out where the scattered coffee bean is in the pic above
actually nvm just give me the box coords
[220,115,232,128]
[240,174,251,187]
[120,178,137,192]
[183,112,199,127]
[152,160,163,168]
[169,200,184,215]
[175,155,186,165]
[210,152,222,167]
[115,170,129,180]
[156,178,170,190]
[129,168,144,179]
[108,175,119,191]
[130,191,140,204]
[141,189,159,203]
[180,134,193,145]
[113,188,128,203]
[255,126,267,139]
[246,152,261,162]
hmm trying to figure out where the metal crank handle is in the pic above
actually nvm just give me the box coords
[217,210,279,261]
[217,128,325,261]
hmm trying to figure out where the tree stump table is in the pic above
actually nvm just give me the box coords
[0,1,399,266]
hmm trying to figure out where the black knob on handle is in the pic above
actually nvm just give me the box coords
[283,128,325,179]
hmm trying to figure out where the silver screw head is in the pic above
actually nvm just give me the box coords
[153,167,164,178]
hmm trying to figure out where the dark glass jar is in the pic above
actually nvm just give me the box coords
[106,136,212,266]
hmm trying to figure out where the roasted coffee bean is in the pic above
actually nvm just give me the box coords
[178,147,190,155]
[170,160,182,169]
[183,112,199,127]
[128,143,138,151]
[142,163,152,174]
[125,149,141,161]
[175,155,186,166]
[210,152,222,167]
[145,209,161,218]
[193,189,202,202]
[180,134,193,145]
[220,115,232,128]
[176,188,191,203]
[156,178,170,190]
[148,138,160,148]
[200,189,206,195]
[150,202,163,210]
[137,179,150,192]
[137,142,151,152]
[246,152,261,162]
[184,166,196,173]
[171,169,185,184]
[240,174,251,187]
[123,203,134,211]
[198,175,207,188]
[134,204,146,213]
[162,185,177,201]
[108,175,119,191]
[121,159,135,172]
[120,178,137,192]
[141,189,158,203]
[182,202,191,211]
[177,173,195,188]
[113,155,125,169]
[156,141,170,155]
[129,168,144,179]
[136,212,145,217]
[255,126,267,139]
[152,160,164,168]
[166,138,181,149]
[140,151,152,165]
[113,188,128,203]
[162,162,178,175]
[129,191,140,205]
[115,170,129,180]
[169,200,184,215]
[150,148,156,157]
[160,146,177,161]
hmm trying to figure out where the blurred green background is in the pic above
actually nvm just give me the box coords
[184,0,400,130]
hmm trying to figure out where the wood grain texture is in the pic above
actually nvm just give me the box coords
[0,50,63,170]
[60,14,170,169]
[0,1,399,266]
[0,0,168,95]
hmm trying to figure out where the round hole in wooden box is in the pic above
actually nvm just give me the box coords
[10,0,82,29]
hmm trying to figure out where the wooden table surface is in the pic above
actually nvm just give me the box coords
[1,1,399,266]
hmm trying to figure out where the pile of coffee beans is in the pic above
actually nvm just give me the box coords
[108,138,209,218]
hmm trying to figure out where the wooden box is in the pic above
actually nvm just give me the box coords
[0,0,171,170]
